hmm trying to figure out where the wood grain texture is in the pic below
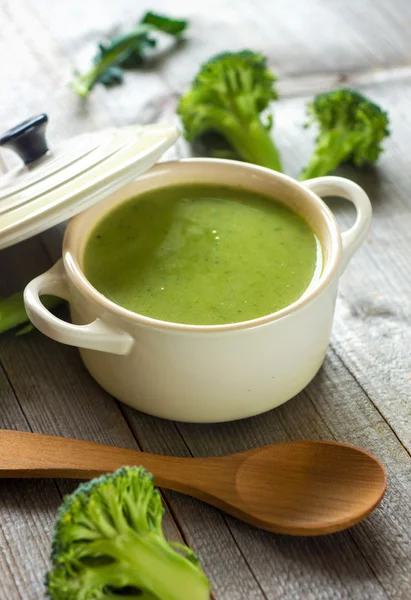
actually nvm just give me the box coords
[1,0,411,598]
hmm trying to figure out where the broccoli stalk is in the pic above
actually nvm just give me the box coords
[300,89,390,180]
[178,51,282,171]
[46,467,210,600]
[0,292,63,335]
[71,27,152,97]
[72,12,188,97]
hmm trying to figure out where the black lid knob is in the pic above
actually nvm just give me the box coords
[0,114,49,165]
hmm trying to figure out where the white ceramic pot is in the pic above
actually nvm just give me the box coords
[24,159,372,422]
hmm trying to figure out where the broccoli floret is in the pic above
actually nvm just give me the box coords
[72,12,188,97]
[46,467,210,600]
[178,50,282,171]
[300,88,390,180]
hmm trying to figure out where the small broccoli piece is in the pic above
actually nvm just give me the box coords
[46,466,210,600]
[0,292,63,336]
[178,50,282,171]
[141,11,187,36]
[300,88,390,180]
[72,12,188,97]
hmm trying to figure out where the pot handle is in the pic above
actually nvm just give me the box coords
[302,176,372,274]
[24,259,134,355]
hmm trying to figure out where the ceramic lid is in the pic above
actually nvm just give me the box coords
[0,114,179,249]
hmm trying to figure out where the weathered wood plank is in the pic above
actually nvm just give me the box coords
[304,349,411,598]
[0,404,56,600]
[0,478,61,600]
[0,350,63,598]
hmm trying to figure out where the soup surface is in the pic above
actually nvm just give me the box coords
[84,184,320,325]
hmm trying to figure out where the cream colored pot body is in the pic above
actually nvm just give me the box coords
[25,160,372,422]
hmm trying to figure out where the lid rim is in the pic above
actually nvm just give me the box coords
[0,123,179,249]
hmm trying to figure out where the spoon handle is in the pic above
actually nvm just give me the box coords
[0,429,207,491]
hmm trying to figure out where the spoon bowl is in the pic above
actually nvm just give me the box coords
[0,430,386,536]
[234,441,386,534]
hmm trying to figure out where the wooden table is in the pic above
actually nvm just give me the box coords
[1,0,410,598]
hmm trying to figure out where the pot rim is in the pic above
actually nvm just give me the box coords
[63,158,342,332]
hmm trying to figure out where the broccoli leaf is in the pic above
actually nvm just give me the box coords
[72,12,188,97]
[141,11,188,36]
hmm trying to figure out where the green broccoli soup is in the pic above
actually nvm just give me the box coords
[83,184,321,325]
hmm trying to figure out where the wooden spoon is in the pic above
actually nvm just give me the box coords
[0,430,386,536]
